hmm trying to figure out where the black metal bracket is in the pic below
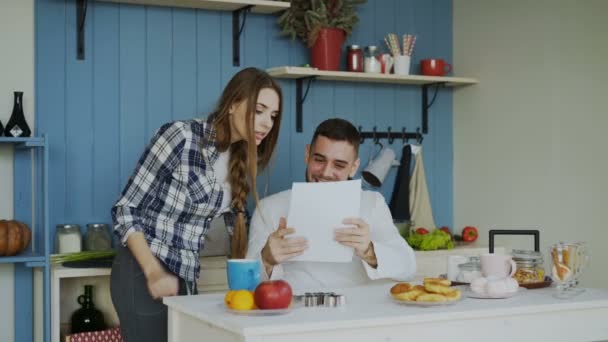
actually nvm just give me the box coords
[295,76,316,132]
[232,5,253,66]
[421,82,444,134]
[489,229,540,253]
[358,126,423,144]
[76,0,88,60]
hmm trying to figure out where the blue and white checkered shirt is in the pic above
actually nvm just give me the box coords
[112,118,235,282]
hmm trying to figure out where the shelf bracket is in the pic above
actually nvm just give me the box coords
[295,76,316,132]
[76,0,88,60]
[421,82,445,134]
[232,5,253,67]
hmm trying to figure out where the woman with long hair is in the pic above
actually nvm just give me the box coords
[110,67,282,342]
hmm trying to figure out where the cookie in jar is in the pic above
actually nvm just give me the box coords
[512,249,545,284]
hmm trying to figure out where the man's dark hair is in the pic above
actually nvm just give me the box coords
[310,118,361,156]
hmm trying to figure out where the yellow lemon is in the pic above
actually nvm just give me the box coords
[230,290,255,311]
[224,290,236,307]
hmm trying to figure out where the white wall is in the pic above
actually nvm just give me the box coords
[0,1,35,341]
[453,0,608,288]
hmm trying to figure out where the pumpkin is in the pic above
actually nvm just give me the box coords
[0,220,32,256]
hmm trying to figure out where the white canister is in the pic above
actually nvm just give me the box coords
[55,224,82,254]
[393,55,411,75]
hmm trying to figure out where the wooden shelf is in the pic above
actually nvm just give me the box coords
[0,251,46,265]
[0,136,45,147]
[97,0,290,14]
[266,66,478,133]
[267,66,479,87]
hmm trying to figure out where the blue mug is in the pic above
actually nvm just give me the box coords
[226,259,261,291]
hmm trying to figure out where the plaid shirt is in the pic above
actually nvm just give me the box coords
[112,118,236,282]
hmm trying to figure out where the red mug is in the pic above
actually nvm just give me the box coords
[420,59,452,76]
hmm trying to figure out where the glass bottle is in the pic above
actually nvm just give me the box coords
[4,91,31,137]
[71,285,106,333]
[84,223,112,251]
[346,45,363,72]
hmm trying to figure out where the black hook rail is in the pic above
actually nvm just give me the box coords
[358,126,423,144]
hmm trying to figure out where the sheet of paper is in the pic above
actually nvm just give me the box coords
[286,179,361,262]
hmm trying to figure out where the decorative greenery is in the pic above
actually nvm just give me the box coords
[278,0,367,47]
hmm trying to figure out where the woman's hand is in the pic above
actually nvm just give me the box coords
[261,217,308,270]
[145,265,179,299]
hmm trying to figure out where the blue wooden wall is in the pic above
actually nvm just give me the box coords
[35,0,454,250]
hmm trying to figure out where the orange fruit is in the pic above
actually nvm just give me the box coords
[224,290,236,307]
[230,290,255,311]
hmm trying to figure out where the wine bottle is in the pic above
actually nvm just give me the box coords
[70,285,106,333]
[4,91,31,137]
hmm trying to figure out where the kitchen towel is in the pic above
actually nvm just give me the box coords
[389,144,412,220]
[409,146,436,230]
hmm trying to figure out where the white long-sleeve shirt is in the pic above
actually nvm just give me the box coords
[246,189,416,293]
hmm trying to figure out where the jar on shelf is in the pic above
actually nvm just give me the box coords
[84,223,112,251]
[346,45,363,72]
[456,256,482,283]
[363,45,381,73]
[512,249,545,284]
[55,224,82,254]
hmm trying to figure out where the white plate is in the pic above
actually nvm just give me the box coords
[466,287,526,299]
[221,303,292,316]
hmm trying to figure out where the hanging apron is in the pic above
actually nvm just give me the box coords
[409,146,436,230]
[389,144,412,220]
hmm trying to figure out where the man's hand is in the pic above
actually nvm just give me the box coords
[145,264,179,299]
[335,218,377,267]
[261,217,308,274]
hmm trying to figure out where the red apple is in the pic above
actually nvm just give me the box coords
[254,280,292,309]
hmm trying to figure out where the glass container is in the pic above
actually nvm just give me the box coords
[456,256,482,283]
[512,249,545,284]
[55,224,82,254]
[346,45,363,72]
[363,45,381,73]
[84,223,112,251]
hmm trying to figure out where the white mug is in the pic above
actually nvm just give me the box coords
[362,147,399,187]
[480,253,517,278]
[393,55,411,75]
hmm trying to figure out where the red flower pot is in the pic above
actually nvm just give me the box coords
[310,28,345,71]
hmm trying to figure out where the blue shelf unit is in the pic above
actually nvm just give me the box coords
[0,136,51,342]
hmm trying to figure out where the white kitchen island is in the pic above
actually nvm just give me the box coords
[163,281,608,342]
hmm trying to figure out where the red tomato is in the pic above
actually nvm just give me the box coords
[439,226,451,235]
[254,280,292,309]
[462,226,478,242]
[415,227,429,235]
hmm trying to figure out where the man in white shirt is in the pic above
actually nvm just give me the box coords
[246,118,416,292]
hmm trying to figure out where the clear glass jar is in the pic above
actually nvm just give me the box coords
[55,224,82,254]
[512,249,545,284]
[363,45,381,73]
[456,256,482,283]
[84,223,112,251]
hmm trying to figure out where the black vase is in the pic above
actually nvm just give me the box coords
[4,91,31,137]
[70,285,106,334]
[0,119,4,137]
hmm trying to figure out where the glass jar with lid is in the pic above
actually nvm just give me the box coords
[512,249,545,284]
[363,45,381,73]
[55,224,82,254]
[456,256,482,283]
[84,223,112,251]
[346,45,363,72]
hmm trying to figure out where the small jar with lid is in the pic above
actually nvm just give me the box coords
[346,45,363,72]
[363,45,381,73]
[512,249,545,284]
[84,223,112,251]
[55,224,82,254]
[456,256,483,283]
